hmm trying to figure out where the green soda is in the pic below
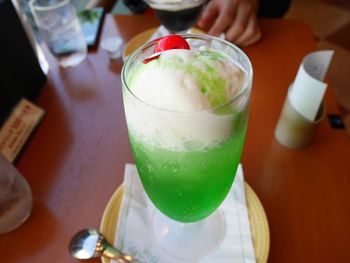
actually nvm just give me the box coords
[129,118,247,223]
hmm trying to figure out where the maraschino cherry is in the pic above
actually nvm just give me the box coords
[143,35,190,64]
[153,35,190,52]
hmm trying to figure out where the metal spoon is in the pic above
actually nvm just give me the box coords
[69,228,141,262]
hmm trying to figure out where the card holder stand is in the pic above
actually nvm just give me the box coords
[275,85,325,149]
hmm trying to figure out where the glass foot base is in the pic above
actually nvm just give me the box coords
[151,209,226,261]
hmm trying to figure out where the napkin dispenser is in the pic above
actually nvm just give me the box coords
[0,0,47,125]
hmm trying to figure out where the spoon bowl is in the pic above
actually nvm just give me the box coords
[69,228,140,262]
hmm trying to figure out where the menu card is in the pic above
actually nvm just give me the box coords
[0,99,45,162]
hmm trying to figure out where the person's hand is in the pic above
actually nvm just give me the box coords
[198,0,262,46]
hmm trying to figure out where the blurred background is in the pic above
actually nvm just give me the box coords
[286,0,350,135]
[81,0,350,134]
[12,0,350,134]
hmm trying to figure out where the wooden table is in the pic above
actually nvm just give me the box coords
[1,15,349,262]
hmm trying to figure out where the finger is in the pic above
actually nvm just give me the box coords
[198,1,218,30]
[225,3,252,43]
[241,28,261,46]
[235,16,262,46]
[208,9,234,36]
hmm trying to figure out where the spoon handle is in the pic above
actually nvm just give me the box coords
[103,245,141,262]
[102,244,122,258]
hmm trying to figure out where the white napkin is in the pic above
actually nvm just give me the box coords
[148,25,170,41]
[114,164,256,263]
[289,50,334,121]
[147,26,203,41]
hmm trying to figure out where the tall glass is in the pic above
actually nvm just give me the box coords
[122,35,252,259]
[144,0,206,34]
[30,0,87,67]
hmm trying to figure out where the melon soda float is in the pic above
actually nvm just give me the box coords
[121,35,253,224]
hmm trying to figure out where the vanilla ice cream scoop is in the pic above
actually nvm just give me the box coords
[127,48,245,112]
[124,46,249,150]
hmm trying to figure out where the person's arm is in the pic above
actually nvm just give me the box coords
[198,0,261,46]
